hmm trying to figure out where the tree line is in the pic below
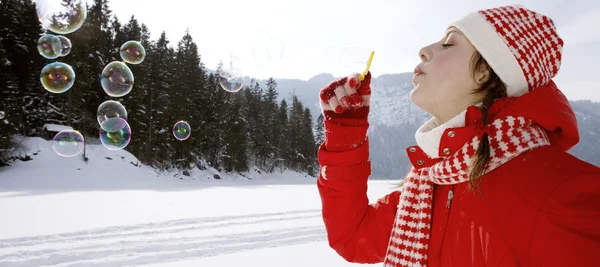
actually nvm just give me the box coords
[0,0,320,176]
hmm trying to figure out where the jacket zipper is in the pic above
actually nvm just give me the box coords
[446,189,454,209]
[434,185,455,261]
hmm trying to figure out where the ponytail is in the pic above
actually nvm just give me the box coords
[468,52,507,193]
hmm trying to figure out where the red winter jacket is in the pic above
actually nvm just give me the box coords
[317,82,600,266]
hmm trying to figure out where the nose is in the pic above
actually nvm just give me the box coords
[418,45,431,62]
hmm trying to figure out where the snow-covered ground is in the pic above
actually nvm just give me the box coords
[0,137,397,266]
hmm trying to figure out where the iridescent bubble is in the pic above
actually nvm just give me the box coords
[120,41,146,65]
[218,54,244,93]
[101,117,128,134]
[36,0,87,35]
[57,35,72,56]
[0,111,5,119]
[99,118,131,151]
[37,34,62,59]
[40,62,76,93]
[52,129,84,157]
[218,74,244,93]
[97,100,128,132]
[173,121,191,141]
[101,61,134,97]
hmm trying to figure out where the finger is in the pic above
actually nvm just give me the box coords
[328,96,344,113]
[357,71,372,96]
[320,98,333,111]
[361,94,371,107]
[350,94,364,109]
[333,85,349,109]
[343,73,362,108]
[319,77,347,104]
[347,73,361,90]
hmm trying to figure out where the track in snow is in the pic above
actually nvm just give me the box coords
[0,209,326,266]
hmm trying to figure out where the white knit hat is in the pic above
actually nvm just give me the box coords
[449,5,564,97]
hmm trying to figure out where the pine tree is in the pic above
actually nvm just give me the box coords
[201,71,226,168]
[260,77,279,168]
[276,99,289,169]
[301,107,317,175]
[146,31,174,169]
[171,29,205,169]
[315,113,325,146]
[118,20,153,162]
[244,81,264,166]
[222,93,248,172]
[287,95,305,170]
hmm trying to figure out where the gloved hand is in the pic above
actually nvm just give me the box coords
[319,71,372,152]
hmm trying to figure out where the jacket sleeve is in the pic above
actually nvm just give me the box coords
[528,172,600,266]
[317,138,400,264]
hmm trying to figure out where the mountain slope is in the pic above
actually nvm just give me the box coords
[259,73,600,179]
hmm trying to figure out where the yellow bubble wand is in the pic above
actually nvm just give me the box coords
[358,50,375,81]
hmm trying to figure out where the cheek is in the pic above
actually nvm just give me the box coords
[429,52,475,96]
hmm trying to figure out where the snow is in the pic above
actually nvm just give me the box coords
[42,124,73,132]
[0,137,394,266]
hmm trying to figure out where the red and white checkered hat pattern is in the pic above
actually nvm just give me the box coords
[449,5,564,97]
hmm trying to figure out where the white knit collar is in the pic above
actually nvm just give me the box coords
[415,103,482,159]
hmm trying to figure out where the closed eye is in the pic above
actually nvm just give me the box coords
[442,44,453,48]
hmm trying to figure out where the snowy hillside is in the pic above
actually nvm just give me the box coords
[259,73,600,179]
[0,136,397,266]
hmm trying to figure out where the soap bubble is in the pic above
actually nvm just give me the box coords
[173,121,191,141]
[40,62,76,93]
[325,46,370,73]
[218,73,244,93]
[252,29,284,69]
[37,34,62,59]
[120,40,146,64]
[99,118,131,151]
[52,129,84,157]
[97,100,128,132]
[57,35,72,56]
[35,0,87,35]
[218,54,244,93]
[0,111,5,119]
[101,61,134,97]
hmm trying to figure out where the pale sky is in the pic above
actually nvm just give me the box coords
[108,0,600,101]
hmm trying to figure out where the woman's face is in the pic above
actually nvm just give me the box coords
[410,27,487,123]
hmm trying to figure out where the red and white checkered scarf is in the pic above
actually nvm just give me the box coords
[383,115,551,266]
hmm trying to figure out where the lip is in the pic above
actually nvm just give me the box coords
[413,66,424,83]
[414,65,424,76]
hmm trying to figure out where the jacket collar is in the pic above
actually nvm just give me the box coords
[415,110,468,159]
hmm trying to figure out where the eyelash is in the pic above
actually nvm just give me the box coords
[442,44,453,48]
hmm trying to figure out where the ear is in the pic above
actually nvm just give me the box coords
[475,68,490,85]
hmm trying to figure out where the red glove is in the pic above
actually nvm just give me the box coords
[319,72,372,152]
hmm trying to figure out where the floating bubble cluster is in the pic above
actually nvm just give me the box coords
[52,130,85,157]
[101,61,135,97]
[35,0,87,35]
[40,62,76,93]
[173,121,191,141]
[120,41,146,65]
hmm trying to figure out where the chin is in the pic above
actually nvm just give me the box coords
[410,85,434,114]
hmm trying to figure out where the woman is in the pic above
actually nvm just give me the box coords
[317,4,600,267]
